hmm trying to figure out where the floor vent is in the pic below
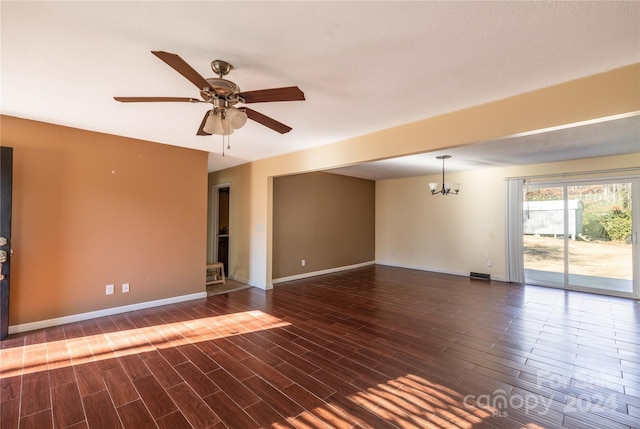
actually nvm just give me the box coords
[470,272,490,280]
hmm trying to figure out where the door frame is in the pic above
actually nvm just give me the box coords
[1,146,14,340]
[209,183,231,265]
[518,175,639,299]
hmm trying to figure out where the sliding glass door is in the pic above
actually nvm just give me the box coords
[522,178,638,297]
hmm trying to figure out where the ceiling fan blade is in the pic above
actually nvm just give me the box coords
[197,111,212,136]
[151,51,211,91]
[114,97,202,103]
[244,108,292,134]
[239,86,305,104]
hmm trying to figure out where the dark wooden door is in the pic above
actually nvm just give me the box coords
[0,146,13,340]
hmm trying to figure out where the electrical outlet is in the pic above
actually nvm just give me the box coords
[106,284,114,295]
[122,283,129,293]
[486,261,493,267]
[301,259,306,267]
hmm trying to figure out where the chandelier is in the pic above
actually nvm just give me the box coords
[429,155,461,196]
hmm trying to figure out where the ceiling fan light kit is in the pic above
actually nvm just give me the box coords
[202,105,248,135]
[429,155,461,196]
[114,51,305,153]
[204,110,232,135]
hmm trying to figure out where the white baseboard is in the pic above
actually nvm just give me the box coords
[376,261,468,277]
[8,291,207,335]
[375,261,508,283]
[272,261,375,285]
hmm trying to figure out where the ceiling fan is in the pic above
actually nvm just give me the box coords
[114,51,305,137]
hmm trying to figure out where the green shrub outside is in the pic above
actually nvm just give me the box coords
[601,207,632,241]
[582,205,631,241]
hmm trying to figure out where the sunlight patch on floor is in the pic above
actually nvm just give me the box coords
[0,310,290,378]
[347,373,494,429]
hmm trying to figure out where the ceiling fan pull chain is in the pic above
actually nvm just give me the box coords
[220,134,231,156]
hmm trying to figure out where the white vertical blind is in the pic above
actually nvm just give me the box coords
[505,179,525,283]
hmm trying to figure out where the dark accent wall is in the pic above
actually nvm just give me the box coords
[273,171,375,279]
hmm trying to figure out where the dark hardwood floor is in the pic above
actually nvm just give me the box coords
[1,265,639,428]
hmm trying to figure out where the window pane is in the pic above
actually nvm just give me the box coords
[567,183,633,293]
[523,186,565,286]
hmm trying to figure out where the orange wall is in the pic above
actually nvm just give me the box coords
[1,115,209,326]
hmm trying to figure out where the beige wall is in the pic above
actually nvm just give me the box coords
[1,116,208,326]
[272,172,374,279]
[208,63,639,288]
[376,154,639,280]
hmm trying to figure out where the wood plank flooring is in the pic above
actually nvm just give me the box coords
[1,265,639,428]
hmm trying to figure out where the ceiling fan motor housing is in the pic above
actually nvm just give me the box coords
[200,78,241,104]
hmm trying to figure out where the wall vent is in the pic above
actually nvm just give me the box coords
[470,272,490,280]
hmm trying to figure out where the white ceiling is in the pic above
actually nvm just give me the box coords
[327,113,640,179]
[2,1,639,177]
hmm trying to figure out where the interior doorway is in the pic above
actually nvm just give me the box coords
[212,185,230,277]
